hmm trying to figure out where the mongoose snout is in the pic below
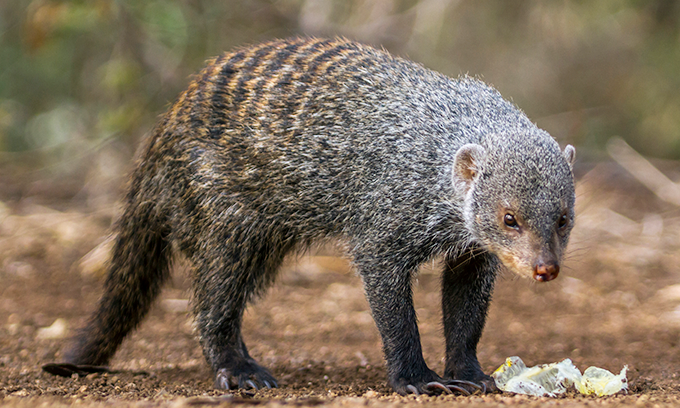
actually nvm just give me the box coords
[533,258,560,282]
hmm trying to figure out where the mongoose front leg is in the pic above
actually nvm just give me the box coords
[360,270,439,395]
[358,254,475,396]
[441,248,498,393]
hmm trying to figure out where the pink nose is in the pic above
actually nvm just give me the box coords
[533,261,559,282]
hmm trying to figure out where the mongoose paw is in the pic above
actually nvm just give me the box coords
[440,375,498,395]
[402,379,487,396]
[429,379,484,395]
[393,369,474,396]
[42,362,110,377]
[215,362,278,390]
[394,370,492,396]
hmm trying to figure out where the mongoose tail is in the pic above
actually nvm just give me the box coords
[66,139,174,367]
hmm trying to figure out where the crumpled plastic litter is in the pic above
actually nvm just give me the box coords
[492,356,628,397]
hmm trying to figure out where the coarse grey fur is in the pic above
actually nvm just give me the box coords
[51,37,576,396]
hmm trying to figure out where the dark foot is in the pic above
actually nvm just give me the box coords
[393,368,487,396]
[215,360,278,391]
[394,368,497,396]
[427,379,486,395]
[402,379,488,396]
[42,362,110,377]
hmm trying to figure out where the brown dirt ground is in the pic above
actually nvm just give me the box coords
[2,162,680,407]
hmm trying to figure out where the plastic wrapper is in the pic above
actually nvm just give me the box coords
[492,356,627,397]
[577,366,629,396]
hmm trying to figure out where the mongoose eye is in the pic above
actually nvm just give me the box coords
[558,213,569,229]
[503,213,518,229]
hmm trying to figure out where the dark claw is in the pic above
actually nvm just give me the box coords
[444,379,490,395]
[445,384,471,396]
[263,380,273,389]
[405,384,420,395]
[425,381,453,394]
[246,380,258,390]
[449,379,483,391]
[215,369,231,390]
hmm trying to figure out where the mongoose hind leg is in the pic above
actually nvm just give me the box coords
[442,247,499,393]
[191,217,295,390]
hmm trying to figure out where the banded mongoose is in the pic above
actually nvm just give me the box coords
[45,37,576,395]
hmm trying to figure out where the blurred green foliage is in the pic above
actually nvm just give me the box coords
[0,0,679,200]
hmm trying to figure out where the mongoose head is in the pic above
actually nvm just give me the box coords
[453,133,576,281]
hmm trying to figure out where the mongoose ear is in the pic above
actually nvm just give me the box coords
[563,144,576,168]
[453,144,486,191]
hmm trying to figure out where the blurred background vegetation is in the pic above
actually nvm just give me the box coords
[1,0,679,208]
